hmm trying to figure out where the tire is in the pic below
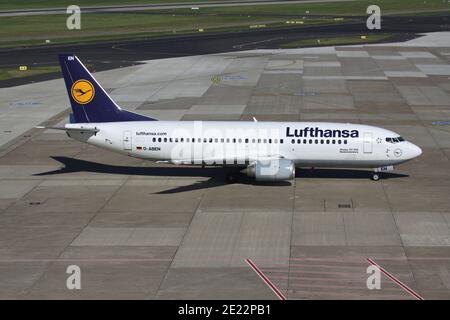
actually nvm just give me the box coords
[372,173,380,181]
[226,174,236,183]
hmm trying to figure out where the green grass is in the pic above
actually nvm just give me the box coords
[0,0,447,48]
[0,12,341,48]
[0,65,60,81]
[279,34,394,48]
[189,0,449,16]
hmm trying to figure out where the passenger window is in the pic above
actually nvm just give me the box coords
[215,138,218,143]
[280,139,283,144]
[175,138,178,142]
[309,139,312,144]
[153,138,156,142]
[320,140,324,144]
[180,138,184,142]
[245,138,249,143]
[221,138,225,143]
[269,139,272,143]
[226,138,230,143]
[233,138,236,143]
[158,138,162,142]
[344,140,347,144]
[338,140,341,144]
[326,140,330,144]
[274,139,278,143]
[258,139,261,143]
[252,139,256,143]
[263,139,267,143]
[315,140,318,144]
[164,138,167,142]
[332,140,335,144]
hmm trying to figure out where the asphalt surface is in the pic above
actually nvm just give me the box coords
[0,13,448,88]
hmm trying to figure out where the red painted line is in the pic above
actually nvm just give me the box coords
[260,268,367,277]
[288,282,404,292]
[245,258,286,300]
[366,258,424,301]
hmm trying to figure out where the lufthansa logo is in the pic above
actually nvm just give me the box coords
[71,79,95,104]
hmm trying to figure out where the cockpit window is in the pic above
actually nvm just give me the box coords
[386,137,405,143]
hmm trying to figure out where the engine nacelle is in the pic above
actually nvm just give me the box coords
[243,159,295,181]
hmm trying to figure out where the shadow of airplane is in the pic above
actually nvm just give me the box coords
[297,168,408,180]
[34,156,407,193]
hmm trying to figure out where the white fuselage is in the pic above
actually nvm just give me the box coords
[66,121,422,168]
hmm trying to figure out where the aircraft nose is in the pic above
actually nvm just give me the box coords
[409,143,422,159]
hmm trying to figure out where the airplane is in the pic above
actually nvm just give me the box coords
[38,54,422,183]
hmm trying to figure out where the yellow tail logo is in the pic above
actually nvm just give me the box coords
[71,79,95,104]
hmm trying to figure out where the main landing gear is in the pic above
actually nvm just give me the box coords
[225,173,237,183]
[224,166,242,184]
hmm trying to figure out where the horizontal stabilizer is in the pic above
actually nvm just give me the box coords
[35,126,99,133]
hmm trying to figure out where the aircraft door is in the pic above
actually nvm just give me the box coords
[123,130,132,151]
[363,132,373,154]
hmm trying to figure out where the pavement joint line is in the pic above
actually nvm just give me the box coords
[0,259,174,262]
[0,108,70,159]
[245,258,286,300]
[153,191,206,298]
[366,258,425,301]
[379,176,420,293]
[287,173,296,300]
[20,163,132,296]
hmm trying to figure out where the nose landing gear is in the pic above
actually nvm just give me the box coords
[371,165,394,181]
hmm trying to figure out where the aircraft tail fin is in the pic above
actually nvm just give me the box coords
[58,54,157,123]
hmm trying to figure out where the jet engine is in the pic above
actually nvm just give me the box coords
[242,159,295,181]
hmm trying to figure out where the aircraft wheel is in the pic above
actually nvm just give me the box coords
[226,173,236,184]
[371,173,380,181]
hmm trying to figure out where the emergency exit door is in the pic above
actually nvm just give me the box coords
[123,131,132,150]
[363,132,373,154]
